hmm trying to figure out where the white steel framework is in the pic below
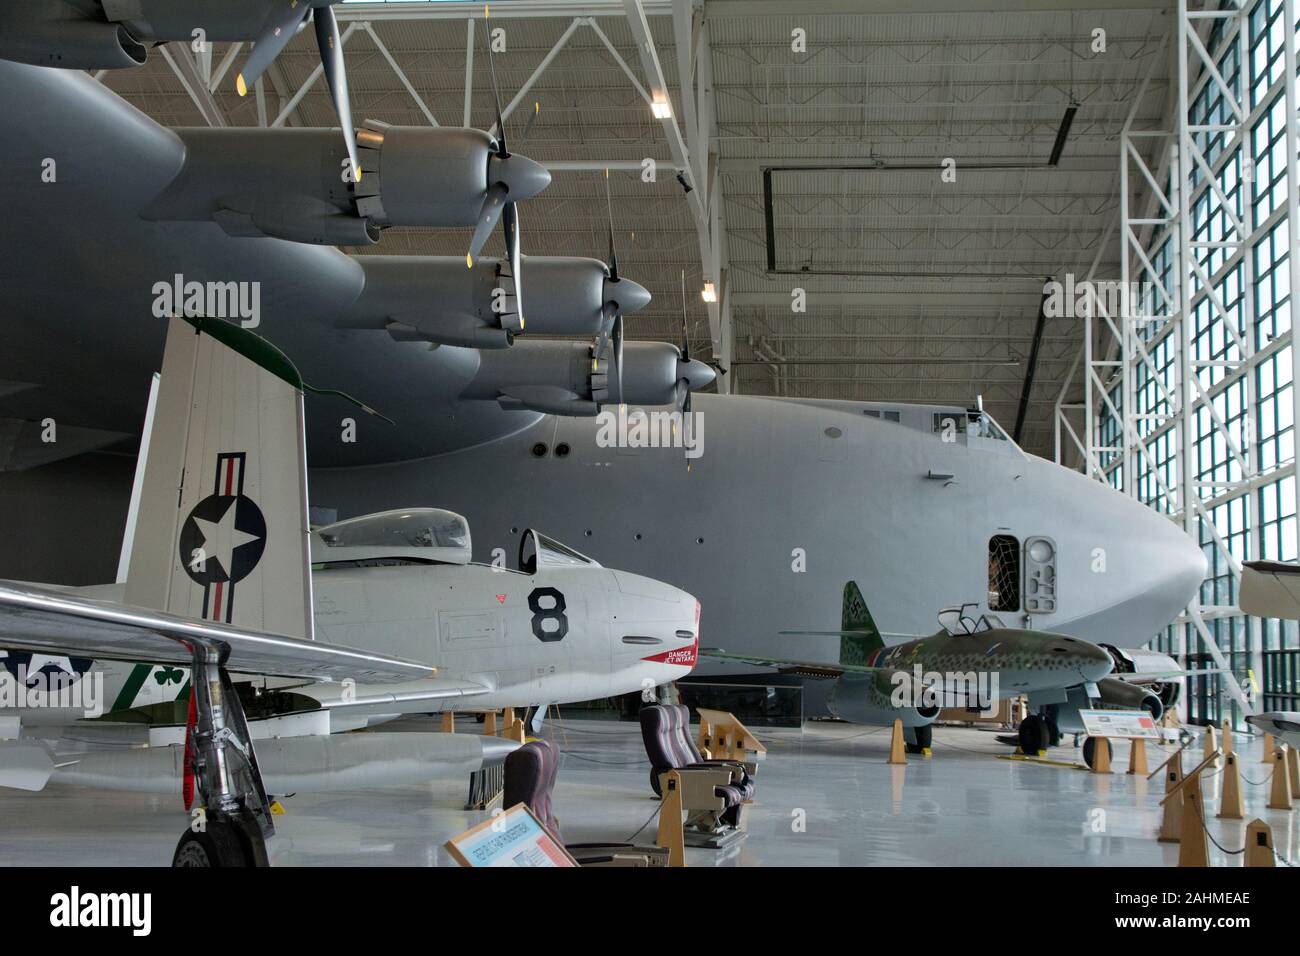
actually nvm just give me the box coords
[1056,0,1300,725]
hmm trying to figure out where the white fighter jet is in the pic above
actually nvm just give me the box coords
[0,315,698,865]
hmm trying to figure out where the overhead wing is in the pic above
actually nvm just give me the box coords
[1240,560,1300,619]
[0,61,544,466]
[0,580,433,684]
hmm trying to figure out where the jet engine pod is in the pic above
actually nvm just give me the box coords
[0,10,147,69]
[1095,676,1163,720]
[827,672,941,728]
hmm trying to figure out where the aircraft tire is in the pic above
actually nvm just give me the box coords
[906,723,933,754]
[1018,715,1048,754]
[1045,717,1062,747]
[171,822,256,867]
[1082,736,1111,770]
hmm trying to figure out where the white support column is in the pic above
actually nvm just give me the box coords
[463,17,475,127]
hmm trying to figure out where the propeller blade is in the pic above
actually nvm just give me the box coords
[679,269,691,362]
[467,182,508,266]
[604,169,620,282]
[486,27,507,156]
[503,200,523,330]
[236,0,310,96]
[612,313,624,406]
[314,6,361,183]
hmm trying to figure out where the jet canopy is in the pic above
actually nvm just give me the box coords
[311,509,472,566]
[518,528,602,573]
[937,603,1006,635]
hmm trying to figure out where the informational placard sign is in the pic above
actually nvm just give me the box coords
[444,803,577,867]
[1078,709,1160,739]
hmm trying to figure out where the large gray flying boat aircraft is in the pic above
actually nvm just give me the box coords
[0,62,1205,710]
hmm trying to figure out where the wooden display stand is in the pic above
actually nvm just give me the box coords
[1289,745,1300,796]
[1127,737,1149,775]
[441,712,455,733]
[499,707,526,743]
[1091,737,1112,774]
[654,770,687,868]
[888,718,907,765]
[1203,724,1218,768]
[695,708,767,765]
[482,711,498,736]
[1260,732,1274,763]
[1268,746,1294,810]
[1217,727,1245,820]
[1159,751,1217,866]
[1244,819,1276,867]
[1155,747,1186,843]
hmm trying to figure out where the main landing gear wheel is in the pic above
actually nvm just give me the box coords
[905,724,932,755]
[1082,737,1111,771]
[1018,715,1048,754]
[1045,717,1062,748]
[172,819,259,867]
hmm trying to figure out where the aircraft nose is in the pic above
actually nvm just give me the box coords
[1034,461,1206,644]
[1068,638,1114,682]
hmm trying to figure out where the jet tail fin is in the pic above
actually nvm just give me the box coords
[123,316,314,640]
[839,581,884,666]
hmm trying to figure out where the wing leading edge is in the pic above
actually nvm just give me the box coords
[0,580,433,684]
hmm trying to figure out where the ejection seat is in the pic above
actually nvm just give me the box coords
[502,739,669,867]
[639,703,755,847]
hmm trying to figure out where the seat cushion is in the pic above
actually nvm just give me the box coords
[503,739,562,839]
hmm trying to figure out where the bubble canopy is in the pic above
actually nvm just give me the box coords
[311,508,472,565]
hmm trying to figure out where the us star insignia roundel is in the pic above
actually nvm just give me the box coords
[178,452,267,623]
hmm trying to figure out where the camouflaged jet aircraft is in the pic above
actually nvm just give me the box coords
[704,582,1114,754]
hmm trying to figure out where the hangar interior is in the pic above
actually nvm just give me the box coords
[0,0,1299,870]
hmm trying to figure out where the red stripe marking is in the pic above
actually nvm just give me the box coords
[223,458,234,495]
[212,581,224,621]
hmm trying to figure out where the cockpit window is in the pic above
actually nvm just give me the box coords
[931,410,1012,441]
[518,529,602,573]
[988,535,1021,612]
[312,508,472,565]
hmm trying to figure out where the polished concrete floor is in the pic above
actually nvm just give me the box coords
[0,717,1295,866]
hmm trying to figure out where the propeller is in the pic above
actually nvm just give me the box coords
[237,3,361,184]
[676,270,694,469]
[467,26,549,336]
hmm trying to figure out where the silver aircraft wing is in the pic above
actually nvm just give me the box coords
[0,580,434,684]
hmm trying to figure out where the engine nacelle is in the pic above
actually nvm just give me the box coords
[0,8,148,69]
[1095,676,1163,720]
[139,127,549,241]
[462,340,691,415]
[337,256,650,346]
[826,672,941,728]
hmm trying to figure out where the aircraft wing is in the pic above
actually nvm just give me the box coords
[0,580,434,684]
[1112,668,1219,682]
[0,61,543,467]
[702,649,877,680]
